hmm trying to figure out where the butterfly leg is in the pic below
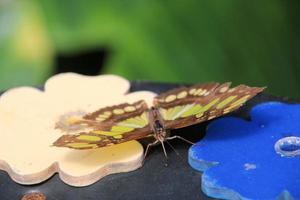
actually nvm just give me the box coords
[160,141,169,167]
[165,140,180,156]
[165,135,194,145]
[165,140,188,165]
[143,140,159,161]
[160,141,168,159]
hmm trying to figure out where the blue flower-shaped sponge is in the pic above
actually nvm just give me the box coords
[189,102,300,200]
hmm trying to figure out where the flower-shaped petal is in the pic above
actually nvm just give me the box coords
[189,102,300,200]
[0,73,156,186]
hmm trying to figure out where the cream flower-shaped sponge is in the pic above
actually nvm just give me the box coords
[0,73,156,187]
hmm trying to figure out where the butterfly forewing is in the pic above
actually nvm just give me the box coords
[55,100,149,132]
[53,100,153,149]
[153,82,223,123]
[154,82,220,106]
[155,83,264,129]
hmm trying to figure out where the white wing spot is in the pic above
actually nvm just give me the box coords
[220,87,228,93]
[194,88,203,95]
[177,91,188,99]
[124,106,136,112]
[103,111,112,116]
[203,91,210,96]
[113,109,125,115]
[189,88,197,95]
[165,95,176,103]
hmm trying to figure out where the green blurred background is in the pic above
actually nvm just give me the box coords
[0,0,299,97]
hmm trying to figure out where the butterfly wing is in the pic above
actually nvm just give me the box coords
[154,82,264,129]
[53,100,153,149]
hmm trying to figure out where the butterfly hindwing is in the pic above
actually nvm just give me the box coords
[53,100,153,149]
[155,83,264,129]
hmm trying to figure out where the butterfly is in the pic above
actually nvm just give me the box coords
[53,82,264,157]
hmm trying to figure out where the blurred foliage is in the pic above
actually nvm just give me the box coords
[0,0,299,98]
[0,1,53,89]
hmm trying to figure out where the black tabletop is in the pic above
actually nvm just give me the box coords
[0,81,294,200]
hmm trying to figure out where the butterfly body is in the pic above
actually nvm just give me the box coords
[148,107,169,143]
[53,82,265,152]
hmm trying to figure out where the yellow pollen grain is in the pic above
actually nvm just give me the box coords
[165,95,176,103]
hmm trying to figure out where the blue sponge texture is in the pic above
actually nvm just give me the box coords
[189,102,300,200]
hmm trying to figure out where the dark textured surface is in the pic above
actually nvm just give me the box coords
[0,82,294,200]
